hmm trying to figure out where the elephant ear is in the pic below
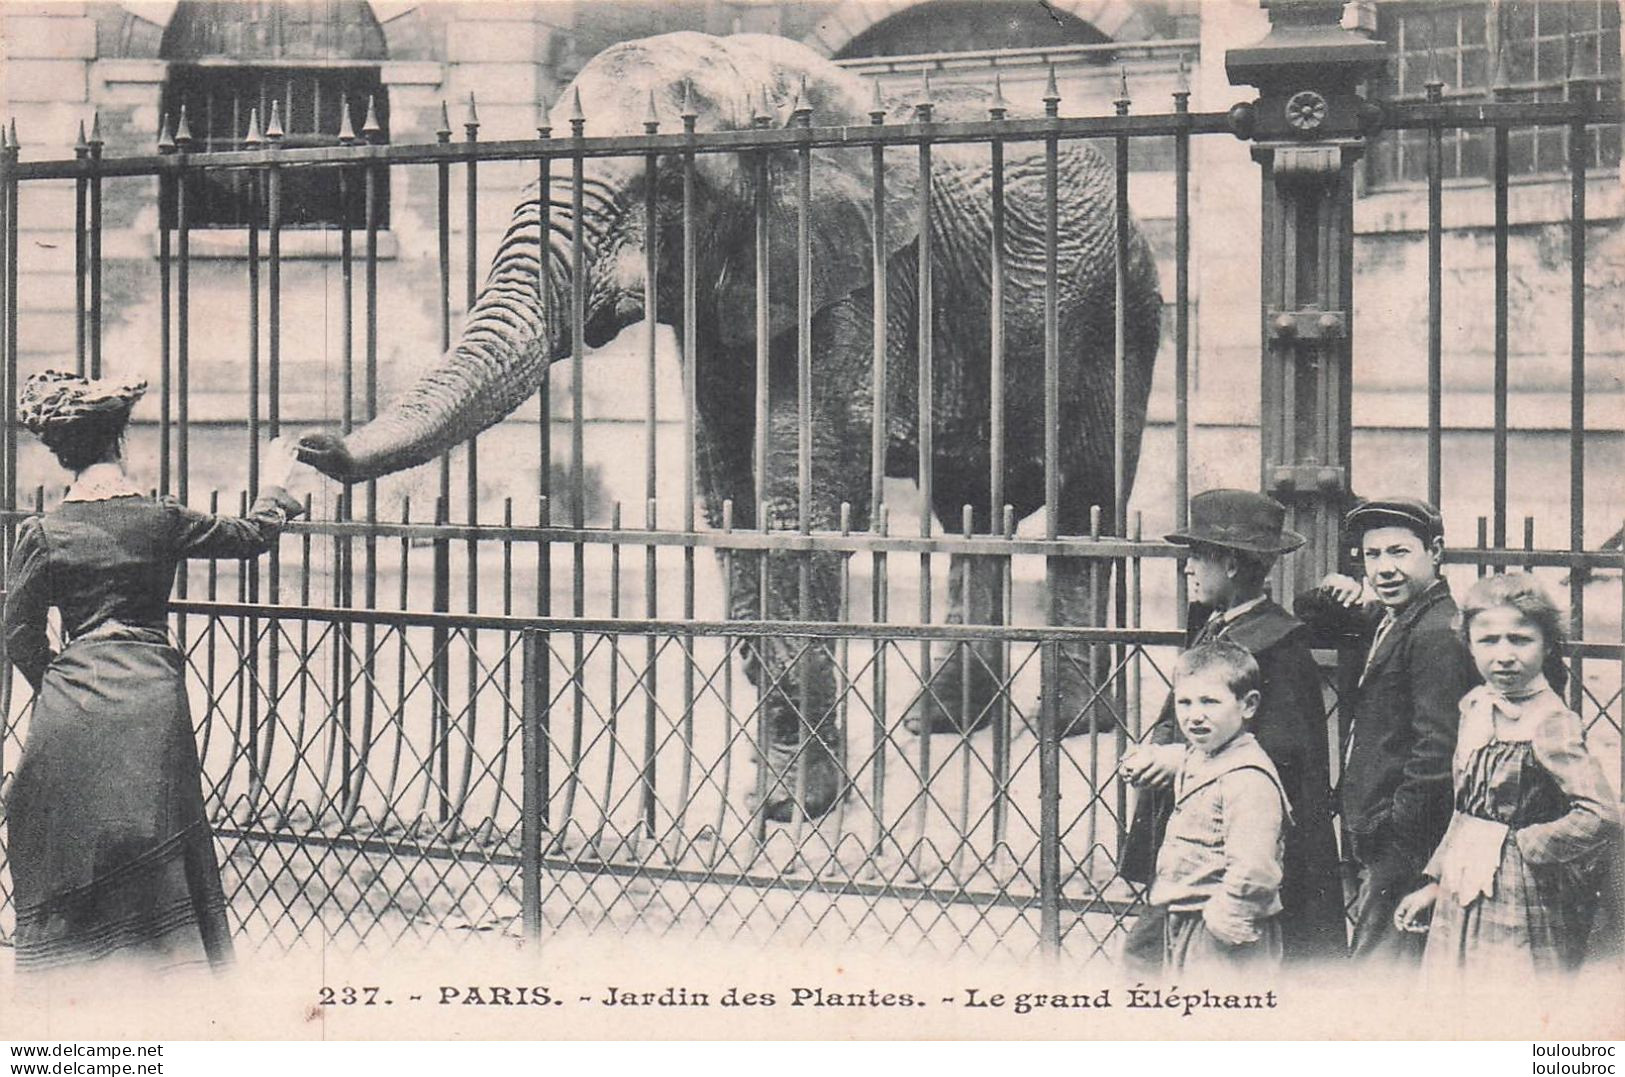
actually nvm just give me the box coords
[562,33,921,347]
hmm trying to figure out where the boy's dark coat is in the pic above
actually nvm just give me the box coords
[1122,598,1347,962]
[1293,578,1474,861]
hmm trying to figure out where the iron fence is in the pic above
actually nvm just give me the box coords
[0,55,1619,959]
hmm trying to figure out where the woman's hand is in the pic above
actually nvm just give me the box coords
[1122,744,1182,787]
[1393,882,1438,934]
[1318,572,1367,608]
[265,436,303,490]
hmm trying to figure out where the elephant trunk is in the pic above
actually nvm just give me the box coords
[309,193,575,483]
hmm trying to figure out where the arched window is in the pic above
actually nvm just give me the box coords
[834,0,1112,61]
[159,0,390,228]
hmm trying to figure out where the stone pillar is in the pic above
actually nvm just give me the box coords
[1224,0,1386,599]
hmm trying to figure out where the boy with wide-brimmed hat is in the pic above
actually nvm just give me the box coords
[1120,489,1346,969]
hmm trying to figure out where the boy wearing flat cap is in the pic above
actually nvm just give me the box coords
[1120,490,1346,968]
[1296,497,1477,964]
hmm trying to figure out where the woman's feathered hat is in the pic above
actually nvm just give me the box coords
[18,370,147,441]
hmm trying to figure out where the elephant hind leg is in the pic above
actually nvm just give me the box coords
[1043,491,1129,738]
[903,553,1009,736]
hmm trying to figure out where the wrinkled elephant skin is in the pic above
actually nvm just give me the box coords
[298,32,1162,822]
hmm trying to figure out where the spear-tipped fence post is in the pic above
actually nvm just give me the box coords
[916,65,933,121]
[791,75,812,127]
[266,100,285,144]
[680,80,697,133]
[362,95,382,142]
[436,99,452,143]
[1174,53,1191,112]
[336,98,356,144]
[1114,65,1131,115]
[158,113,176,154]
[75,120,89,156]
[1043,63,1061,118]
[245,107,265,147]
[643,89,660,134]
[989,72,1008,120]
[89,111,102,150]
[464,90,480,138]
[869,76,886,124]
[569,86,586,137]
[174,105,194,150]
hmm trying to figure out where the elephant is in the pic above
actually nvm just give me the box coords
[298,31,1163,823]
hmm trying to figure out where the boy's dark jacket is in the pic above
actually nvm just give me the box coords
[1293,578,1476,862]
[1122,598,1346,961]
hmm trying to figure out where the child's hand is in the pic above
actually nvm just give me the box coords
[1393,882,1438,934]
[1318,573,1367,607]
[1122,744,1181,787]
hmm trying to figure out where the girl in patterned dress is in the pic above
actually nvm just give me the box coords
[1393,572,1619,974]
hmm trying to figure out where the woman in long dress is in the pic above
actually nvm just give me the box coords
[3,370,303,973]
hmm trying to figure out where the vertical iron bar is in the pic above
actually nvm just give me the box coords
[336,133,356,821]
[643,105,661,841]
[461,105,481,833]
[264,142,287,808]
[248,165,262,499]
[88,133,102,379]
[752,118,770,539]
[1110,76,1131,776]
[536,122,555,835]
[1426,79,1443,507]
[643,500,658,841]
[870,506,889,859]
[176,147,191,551]
[74,136,86,375]
[1039,68,1062,956]
[1112,78,1129,538]
[563,104,588,839]
[1492,118,1508,550]
[433,111,453,823]
[1,131,12,734]
[3,136,13,549]
[679,99,699,831]
[914,85,935,850]
[868,87,887,540]
[752,108,771,837]
[866,90,890,861]
[244,156,265,813]
[158,166,172,497]
[988,93,1010,834]
[1173,74,1191,611]
[0,131,10,572]
[793,97,816,834]
[537,496,551,833]
[1568,85,1588,711]
[360,137,383,823]
[521,628,543,941]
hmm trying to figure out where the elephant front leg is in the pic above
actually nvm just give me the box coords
[743,549,847,823]
[903,554,1009,736]
[737,350,873,823]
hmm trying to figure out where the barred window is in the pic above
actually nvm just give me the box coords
[1367,0,1620,187]
[158,1,389,229]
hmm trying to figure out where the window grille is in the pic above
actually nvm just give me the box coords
[1368,0,1620,187]
[159,65,390,229]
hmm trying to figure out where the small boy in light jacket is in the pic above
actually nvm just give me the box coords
[1149,641,1292,972]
